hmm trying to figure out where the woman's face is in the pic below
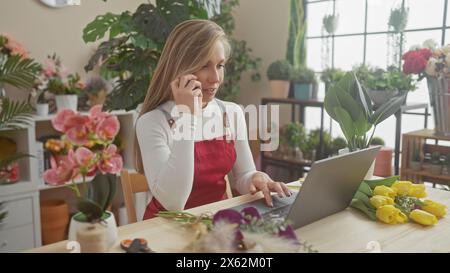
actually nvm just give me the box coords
[194,41,226,105]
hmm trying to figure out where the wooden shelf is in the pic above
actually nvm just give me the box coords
[401,129,450,185]
[402,168,450,183]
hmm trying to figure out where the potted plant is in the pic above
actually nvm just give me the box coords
[43,105,122,248]
[323,14,339,35]
[354,65,416,107]
[321,68,346,93]
[430,152,442,175]
[39,54,84,112]
[330,136,347,156]
[284,122,308,160]
[324,72,407,179]
[409,148,422,171]
[266,60,293,98]
[291,67,317,100]
[304,129,333,160]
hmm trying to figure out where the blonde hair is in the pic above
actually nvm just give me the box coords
[134,19,231,174]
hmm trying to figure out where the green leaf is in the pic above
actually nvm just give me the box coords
[84,36,129,72]
[363,176,399,190]
[369,92,407,125]
[354,73,372,119]
[0,55,40,89]
[333,107,356,145]
[350,198,377,221]
[88,173,117,212]
[82,12,121,43]
[358,182,373,197]
[354,190,373,208]
[0,97,33,130]
[105,77,149,111]
[76,197,103,222]
[133,3,171,43]
[191,0,221,18]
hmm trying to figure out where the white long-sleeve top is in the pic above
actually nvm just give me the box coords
[135,99,257,213]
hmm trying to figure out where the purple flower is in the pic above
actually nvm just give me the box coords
[213,209,244,225]
[240,207,262,223]
[278,225,299,244]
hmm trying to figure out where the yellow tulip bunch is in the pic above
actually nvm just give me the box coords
[351,177,447,226]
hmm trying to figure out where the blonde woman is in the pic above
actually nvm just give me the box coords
[135,19,290,220]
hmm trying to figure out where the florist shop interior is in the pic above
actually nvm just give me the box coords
[0,0,450,253]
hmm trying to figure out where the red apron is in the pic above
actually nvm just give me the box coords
[143,100,236,220]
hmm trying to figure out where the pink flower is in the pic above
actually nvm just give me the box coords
[43,58,56,77]
[1,33,29,59]
[74,147,96,167]
[89,104,108,123]
[98,144,123,174]
[43,150,79,185]
[52,109,76,132]
[96,115,120,141]
[65,115,91,145]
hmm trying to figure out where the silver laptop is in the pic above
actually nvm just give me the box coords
[232,146,381,229]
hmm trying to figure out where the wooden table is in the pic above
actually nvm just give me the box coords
[28,181,450,253]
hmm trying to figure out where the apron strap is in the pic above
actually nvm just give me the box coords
[159,99,231,132]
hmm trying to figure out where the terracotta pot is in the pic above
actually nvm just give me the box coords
[269,80,290,98]
[374,147,393,177]
[40,199,69,245]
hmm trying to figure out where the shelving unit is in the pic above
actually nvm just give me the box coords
[0,110,137,252]
[260,97,325,181]
[400,129,450,186]
[0,126,41,252]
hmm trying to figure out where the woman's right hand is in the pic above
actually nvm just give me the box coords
[171,74,203,115]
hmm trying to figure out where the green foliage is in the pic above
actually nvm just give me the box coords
[322,14,338,35]
[331,136,347,155]
[320,68,345,89]
[388,6,409,33]
[0,55,41,89]
[324,72,406,151]
[0,97,33,130]
[266,60,293,81]
[291,66,316,84]
[76,173,117,222]
[284,122,307,150]
[83,0,258,109]
[286,0,307,69]
[353,65,417,92]
[370,136,385,146]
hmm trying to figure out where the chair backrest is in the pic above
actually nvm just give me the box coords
[120,170,149,224]
[120,170,233,224]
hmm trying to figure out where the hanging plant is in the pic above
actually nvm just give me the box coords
[388,6,409,33]
[322,14,339,35]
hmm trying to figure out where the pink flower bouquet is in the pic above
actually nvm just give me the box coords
[43,105,122,222]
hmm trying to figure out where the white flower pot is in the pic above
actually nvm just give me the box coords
[68,211,118,248]
[55,94,78,112]
[36,103,49,116]
[338,148,376,180]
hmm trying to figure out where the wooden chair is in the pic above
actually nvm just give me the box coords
[120,170,150,224]
[120,170,233,224]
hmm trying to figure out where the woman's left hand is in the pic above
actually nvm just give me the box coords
[249,172,292,207]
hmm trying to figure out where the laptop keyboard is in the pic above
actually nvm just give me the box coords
[229,192,298,220]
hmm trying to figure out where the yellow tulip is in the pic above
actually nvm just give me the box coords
[370,195,395,209]
[374,185,397,199]
[376,205,408,224]
[422,200,447,218]
[391,181,412,196]
[409,184,427,198]
[410,209,438,226]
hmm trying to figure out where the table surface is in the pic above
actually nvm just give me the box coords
[27,181,450,253]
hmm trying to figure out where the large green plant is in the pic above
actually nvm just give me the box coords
[286,0,307,69]
[83,0,259,109]
[324,72,406,151]
[353,65,416,92]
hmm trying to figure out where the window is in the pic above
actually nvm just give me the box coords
[306,0,449,149]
